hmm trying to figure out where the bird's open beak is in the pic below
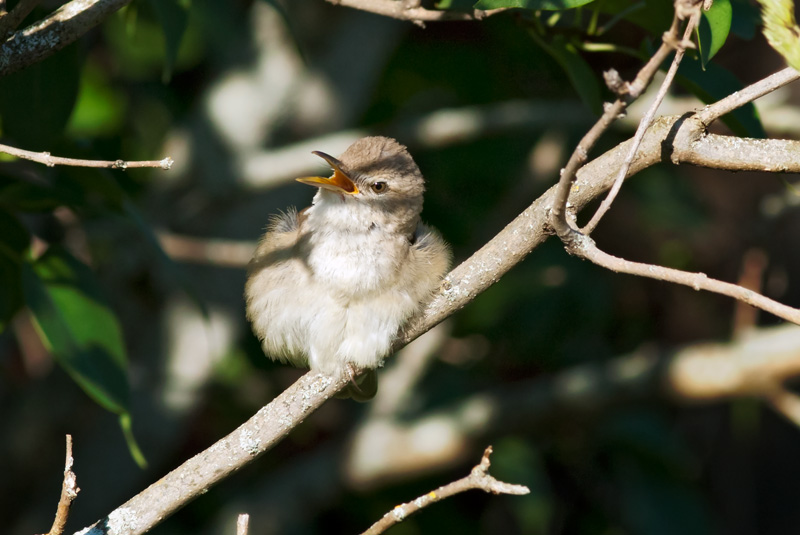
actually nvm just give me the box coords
[296,151,359,195]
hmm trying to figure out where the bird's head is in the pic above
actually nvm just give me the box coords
[296,137,425,234]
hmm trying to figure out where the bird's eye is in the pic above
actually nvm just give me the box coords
[370,181,388,194]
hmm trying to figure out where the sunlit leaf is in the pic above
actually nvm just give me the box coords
[120,413,148,468]
[67,61,127,137]
[698,0,732,67]
[756,0,800,71]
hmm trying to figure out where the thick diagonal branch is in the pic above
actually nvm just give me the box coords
[0,0,133,77]
[75,106,800,535]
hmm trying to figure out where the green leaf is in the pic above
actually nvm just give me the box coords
[120,413,148,468]
[22,246,131,414]
[528,31,603,114]
[22,246,147,466]
[756,0,800,71]
[593,0,674,35]
[0,43,83,149]
[149,0,191,82]
[697,0,732,67]
[67,61,127,137]
[475,0,595,9]
[677,58,766,138]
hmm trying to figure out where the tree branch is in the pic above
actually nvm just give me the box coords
[570,234,800,324]
[360,446,528,535]
[550,0,699,239]
[325,0,510,23]
[76,373,346,535]
[0,0,39,41]
[697,66,800,124]
[0,0,133,77]
[581,4,700,234]
[236,513,249,535]
[43,435,79,535]
[0,142,173,170]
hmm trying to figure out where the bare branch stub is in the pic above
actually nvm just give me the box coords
[43,435,79,535]
[236,513,250,535]
[360,446,529,535]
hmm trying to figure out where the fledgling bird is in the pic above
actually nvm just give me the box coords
[245,136,451,399]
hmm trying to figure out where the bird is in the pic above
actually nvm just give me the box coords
[245,136,451,399]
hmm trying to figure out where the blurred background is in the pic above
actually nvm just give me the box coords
[2,0,800,533]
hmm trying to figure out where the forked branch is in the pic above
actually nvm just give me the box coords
[360,446,529,535]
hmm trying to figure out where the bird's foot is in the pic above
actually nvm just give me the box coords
[335,364,378,402]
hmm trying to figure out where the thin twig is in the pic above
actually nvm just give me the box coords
[569,233,800,324]
[360,446,528,535]
[697,66,800,124]
[236,514,250,535]
[550,0,693,239]
[581,7,700,234]
[44,435,79,535]
[325,0,510,22]
[78,373,346,535]
[0,143,173,170]
[0,0,39,40]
